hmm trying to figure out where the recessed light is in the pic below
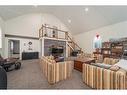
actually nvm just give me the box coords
[85,8,89,12]
[68,19,71,23]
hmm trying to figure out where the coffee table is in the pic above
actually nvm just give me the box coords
[74,58,95,72]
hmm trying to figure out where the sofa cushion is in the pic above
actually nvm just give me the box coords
[115,59,127,71]
[103,58,119,65]
[103,58,111,64]
[110,58,119,65]
[110,65,120,71]
[91,63,112,69]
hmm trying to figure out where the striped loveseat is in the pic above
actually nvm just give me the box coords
[40,56,73,84]
[83,58,127,89]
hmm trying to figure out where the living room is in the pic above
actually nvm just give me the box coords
[0,1,127,94]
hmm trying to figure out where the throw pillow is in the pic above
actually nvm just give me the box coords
[110,65,120,71]
[115,59,127,71]
[91,63,111,69]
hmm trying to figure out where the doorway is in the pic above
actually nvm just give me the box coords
[8,39,20,59]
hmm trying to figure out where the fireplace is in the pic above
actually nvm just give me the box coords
[44,39,66,58]
[51,46,64,62]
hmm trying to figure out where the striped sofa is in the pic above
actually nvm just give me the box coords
[40,56,73,84]
[82,58,127,89]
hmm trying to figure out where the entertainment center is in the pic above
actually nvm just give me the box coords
[43,38,67,61]
[93,37,127,59]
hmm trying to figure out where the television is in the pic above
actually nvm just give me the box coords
[52,48,63,54]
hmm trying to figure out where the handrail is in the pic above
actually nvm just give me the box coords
[39,28,42,38]
[39,24,83,53]
[39,24,68,39]
[67,42,74,51]
[67,34,82,50]
[41,24,68,33]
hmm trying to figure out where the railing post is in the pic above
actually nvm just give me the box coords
[39,29,41,38]
[42,24,44,37]
[65,32,68,40]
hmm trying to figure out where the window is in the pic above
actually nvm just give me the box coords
[93,35,102,49]
[0,27,2,48]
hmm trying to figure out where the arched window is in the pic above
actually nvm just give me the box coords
[0,27,2,48]
[93,34,102,49]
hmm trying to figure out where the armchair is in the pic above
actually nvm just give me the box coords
[0,54,21,72]
[0,66,7,89]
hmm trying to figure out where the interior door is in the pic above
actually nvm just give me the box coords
[8,39,20,58]
[8,40,12,58]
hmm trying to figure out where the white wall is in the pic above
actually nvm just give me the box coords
[0,17,5,57]
[5,37,40,59]
[5,13,69,37]
[74,21,127,53]
[4,13,70,58]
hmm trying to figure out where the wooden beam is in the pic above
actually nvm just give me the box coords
[5,34,39,40]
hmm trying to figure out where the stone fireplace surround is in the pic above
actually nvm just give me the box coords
[44,39,66,59]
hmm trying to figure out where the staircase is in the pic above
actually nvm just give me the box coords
[66,34,83,56]
[39,24,84,57]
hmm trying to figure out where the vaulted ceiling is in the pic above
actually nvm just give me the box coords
[0,6,127,35]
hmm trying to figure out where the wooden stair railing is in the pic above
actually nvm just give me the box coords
[66,33,83,54]
[39,24,84,54]
[67,42,75,51]
[39,24,68,39]
[39,26,43,39]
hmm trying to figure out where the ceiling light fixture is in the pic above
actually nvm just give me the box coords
[85,7,89,12]
[68,19,71,23]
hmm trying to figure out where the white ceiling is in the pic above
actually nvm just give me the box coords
[0,6,127,35]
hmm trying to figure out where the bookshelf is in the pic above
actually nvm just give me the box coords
[110,42,123,58]
[93,49,102,60]
[93,41,124,59]
[101,42,111,58]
